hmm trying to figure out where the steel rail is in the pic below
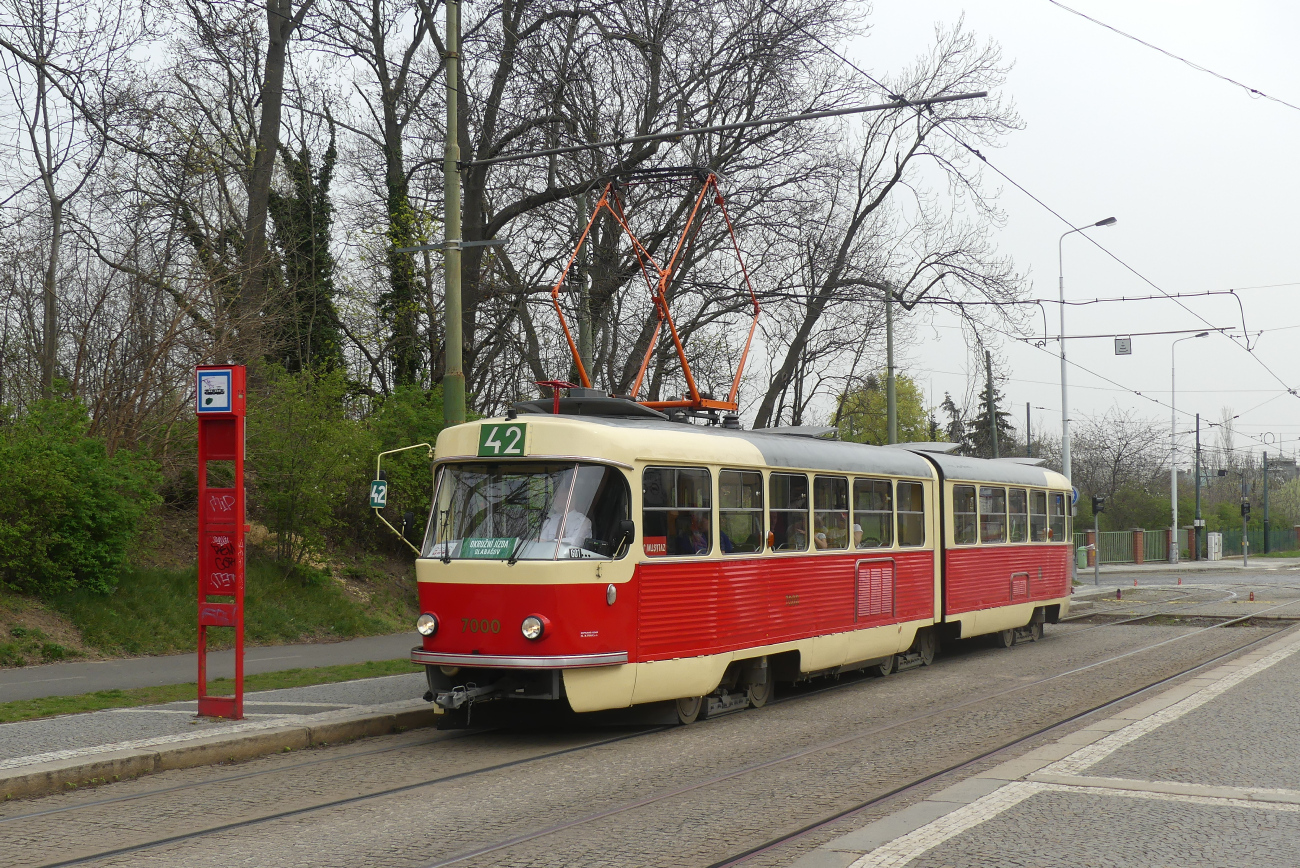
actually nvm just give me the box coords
[24,594,1300,867]
[710,609,1300,867]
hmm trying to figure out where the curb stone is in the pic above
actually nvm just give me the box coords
[1,704,441,800]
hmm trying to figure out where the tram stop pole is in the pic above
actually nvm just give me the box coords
[195,365,247,719]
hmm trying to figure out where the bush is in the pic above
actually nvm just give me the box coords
[246,364,376,565]
[0,397,160,596]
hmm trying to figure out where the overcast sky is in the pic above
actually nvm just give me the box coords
[849,1,1299,465]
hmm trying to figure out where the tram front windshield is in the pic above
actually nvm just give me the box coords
[423,462,630,560]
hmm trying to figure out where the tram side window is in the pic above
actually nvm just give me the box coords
[1008,488,1029,543]
[1030,490,1049,541]
[897,482,925,547]
[642,467,712,556]
[953,485,977,545]
[979,487,1007,544]
[813,476,849,550]
[853,478,892,548]
[719,470,763,554]
[769,473,809,551]
[1049,491,1067,542]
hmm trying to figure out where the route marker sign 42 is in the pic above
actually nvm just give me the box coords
[369,479,388,508]
[478,423,526,457]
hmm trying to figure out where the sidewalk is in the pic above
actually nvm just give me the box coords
[793,623,1300,868]
[0,631,418,703]
[0,673,436,800]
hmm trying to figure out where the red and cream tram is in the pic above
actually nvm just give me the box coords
[409,397,1072,725]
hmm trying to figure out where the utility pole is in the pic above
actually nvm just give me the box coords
[985,350,998,459]
[1194,413,1202,561]
[1026,403,1032,457]
[443,0,465,426]
[1242,470,1249,567]
[1264,451,1271,554]
[886,290,897,444]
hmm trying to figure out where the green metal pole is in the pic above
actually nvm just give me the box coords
[443,0,465,426]
[1264,451,1270,553]
[986,350,998,459]
[1194,413,1202,560]
[886,291,896,444]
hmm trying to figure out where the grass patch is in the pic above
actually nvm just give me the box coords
[1261,550,1300,558]
[0,658,421,723]
[0,625,79,667]
[51,556,416,657]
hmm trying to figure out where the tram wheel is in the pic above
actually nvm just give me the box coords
[675,695,703,725]
[915,629,937,666]
[998,629,1015,649]
[746,680,772,708]
[1030,619,1044,642]
[876,654,895,677]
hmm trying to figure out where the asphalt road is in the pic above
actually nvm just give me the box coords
[0,632,418,703]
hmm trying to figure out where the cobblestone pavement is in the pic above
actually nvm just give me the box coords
[788,612,1300,868]
[0,607,1289,868]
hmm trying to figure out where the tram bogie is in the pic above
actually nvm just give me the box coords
[403,405,1073,723]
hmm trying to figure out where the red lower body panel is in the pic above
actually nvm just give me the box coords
[635,550,936,662]
[943,545,1070,616]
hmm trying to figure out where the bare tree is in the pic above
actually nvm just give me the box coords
[0,0,141,395]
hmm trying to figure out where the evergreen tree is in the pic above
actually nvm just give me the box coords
[967,377,1016,458]
[940,392,971,454]
[267,128,343,373]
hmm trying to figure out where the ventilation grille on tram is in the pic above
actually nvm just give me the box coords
[855,561,896,621]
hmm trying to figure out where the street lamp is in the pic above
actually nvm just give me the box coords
[1058,217,1117,487]
[1170,331,1210,562]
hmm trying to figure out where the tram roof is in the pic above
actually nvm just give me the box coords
[442,414,1070,488]
[916,451,1071,489]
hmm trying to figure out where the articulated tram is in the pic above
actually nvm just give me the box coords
[409,397,1072,725]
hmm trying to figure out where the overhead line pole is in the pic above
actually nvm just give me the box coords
[886,290,897,444]
[443,0,465,426]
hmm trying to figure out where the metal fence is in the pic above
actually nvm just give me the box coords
[1142,530,1166,563]
[1218,527,1298,557]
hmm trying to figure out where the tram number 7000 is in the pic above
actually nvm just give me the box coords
[478,423,526,457]
[462,618,501,634]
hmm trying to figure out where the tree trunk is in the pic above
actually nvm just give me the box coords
[241,0,312,358]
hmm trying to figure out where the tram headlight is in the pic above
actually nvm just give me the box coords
[521,615,545,641]
[416,613,438,636]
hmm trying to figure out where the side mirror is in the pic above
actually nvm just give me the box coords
[619,519,635,542]
[401,510,416,542]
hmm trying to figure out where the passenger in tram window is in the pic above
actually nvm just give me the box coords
[852,523,863,546]
[688,513,715,554]
[814,530,828,549]
[790,516,809,550]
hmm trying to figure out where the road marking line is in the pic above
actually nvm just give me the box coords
[1042,639,1300,776]
[835,629,1300,866]
[847,782,1300,867]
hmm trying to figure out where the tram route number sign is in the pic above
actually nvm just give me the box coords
[369,479,388,509]
[478,423,526,457]
[463,537,517,559]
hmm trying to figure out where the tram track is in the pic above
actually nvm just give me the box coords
[21,597,1300,868]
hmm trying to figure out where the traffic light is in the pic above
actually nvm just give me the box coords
[1241,500,1251,519]
[1091,495,1105,514]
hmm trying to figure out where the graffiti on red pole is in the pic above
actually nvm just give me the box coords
[195,365,246,720]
